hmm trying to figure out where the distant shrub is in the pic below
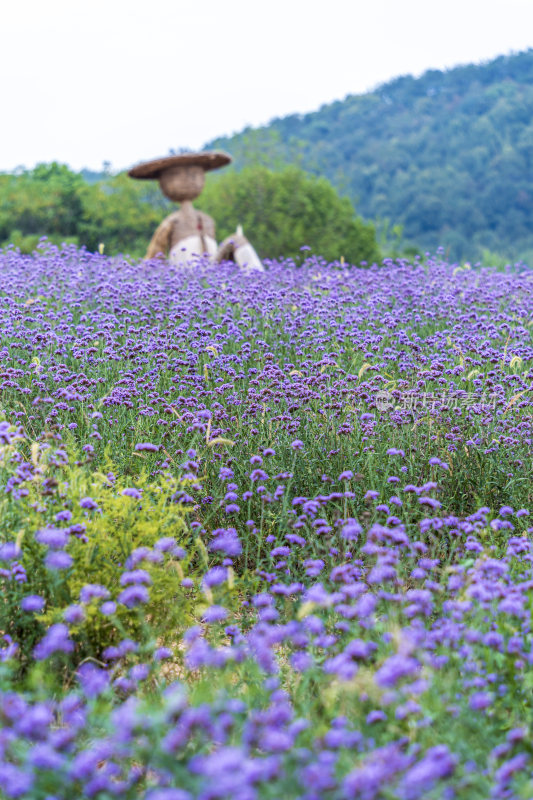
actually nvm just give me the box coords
[201,165,381,265]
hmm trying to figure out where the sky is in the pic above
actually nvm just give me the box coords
[2,0,533,173]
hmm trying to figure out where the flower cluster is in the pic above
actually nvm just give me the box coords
[0,243,531,798]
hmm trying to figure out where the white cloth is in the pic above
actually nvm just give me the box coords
[169,233,264,272]
[233,242,264,272]
[169,235,217,266]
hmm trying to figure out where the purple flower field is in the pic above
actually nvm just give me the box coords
[0,242,532,798]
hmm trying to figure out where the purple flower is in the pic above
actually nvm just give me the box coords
[119,569,152,586]
[45,551,73,570]
[203,566,228,588]
[35,526,69,549]
[418,496,442,509]
[291,439,304,450]
[77,662,109,698]
[290,652,313,672]
[401,745,456,797]
[14,701,53,737]
[80,583,110,603]
[270,545,290,558]
[146,790,192,800]
[250,468,269,482]
[80,497,99,510]
[130,663,150,682]
[28,743,65,770]
[134,442,160,452]
[63,604,85,624]
[118,585,150,607]
[0,542,20,561]
[127,546,154,566]
[100,601,117,615]
[0,634,19,661]
[0,763,33,798]
[494,754,529,787]
[469,691,493,710]
[209,529,242,556]
[21,594,45,612]
[375,654,420,687]
[339,470,353,481]
[121,487,142,498]
[155,536,178,552]
[33,624,74,660]
[203,605,228,623]
[343,741,410,797]
[366,710,387,724]
[154,646,172,661]
[499,505,514,516]
[69,742,114,780]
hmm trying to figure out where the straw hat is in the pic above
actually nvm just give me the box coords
[128,151,232,180]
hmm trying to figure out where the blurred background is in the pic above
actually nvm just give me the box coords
[2,0,533,265]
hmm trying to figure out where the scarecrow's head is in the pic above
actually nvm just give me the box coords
[128,151,232,203]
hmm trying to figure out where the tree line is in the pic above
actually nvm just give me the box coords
[0,163,381,265]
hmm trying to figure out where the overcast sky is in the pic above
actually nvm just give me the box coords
[2,0,532,173]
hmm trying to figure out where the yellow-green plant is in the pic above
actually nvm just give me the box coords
[0,428,202,673]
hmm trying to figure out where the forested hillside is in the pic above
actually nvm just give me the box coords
[207,49,533,262]
[3,50,533,263]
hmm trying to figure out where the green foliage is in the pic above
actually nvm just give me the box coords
[0,431,200,674]
[76,172,167,255]
[0,164,167,258]
[208,49,533,262]
[201,165,381,264]
[0,162,379,264]
[0,164,83,254]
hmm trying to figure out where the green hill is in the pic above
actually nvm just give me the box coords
[206,49,533,262]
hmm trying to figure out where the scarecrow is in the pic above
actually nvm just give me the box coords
[128,151,263,271]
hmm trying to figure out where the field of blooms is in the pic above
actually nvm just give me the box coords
[0,242,532,799]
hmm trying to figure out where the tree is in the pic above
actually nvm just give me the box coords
[200,165,380,265]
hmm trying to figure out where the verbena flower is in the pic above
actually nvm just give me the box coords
[63,604,85,624]
[77,662,109,698]
[134,442,160,452]
[119,569,152,586]
[20,594,45,612]
[375,654,420,687]
[121,487,142,498]
[33,624,74,660]
[203,605,228,623]
[0,543,20,561]
[209,529,242,556]
[118,585,150,607]
[45,551,73,570]
[80,584,110,603]
[469,691,493,710]
[203,566,228,588]
[35,526,69,549]
[0,763,33,798]
[80,497,99,510]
